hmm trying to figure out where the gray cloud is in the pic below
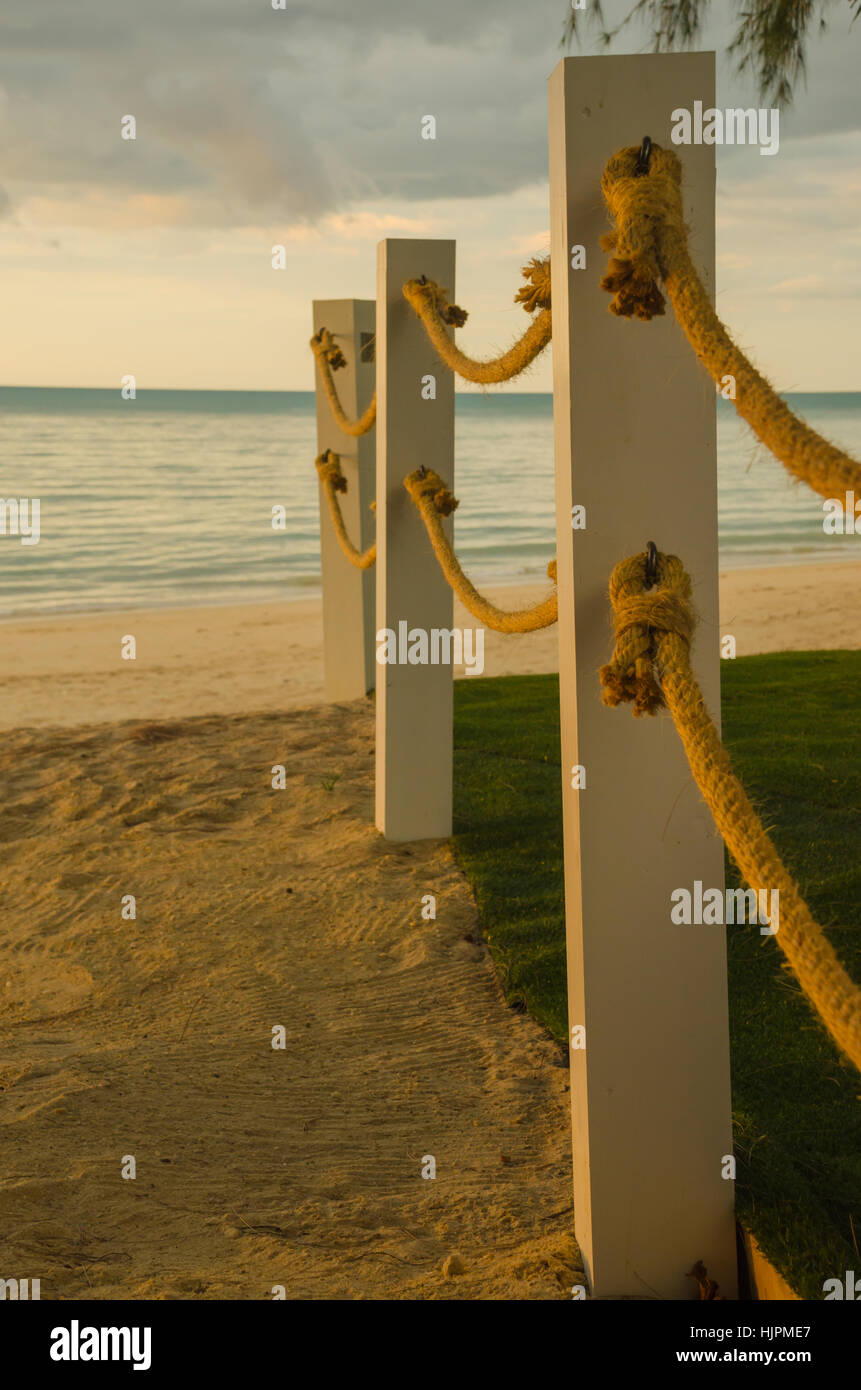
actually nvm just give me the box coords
[0,0,858,227]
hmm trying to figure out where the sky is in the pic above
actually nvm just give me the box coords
[1,0,859,391]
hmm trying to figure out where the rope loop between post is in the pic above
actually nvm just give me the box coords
[310,330,377,438]
[601,546,861,1073]
[315,450,376,570]
[599,141,861,504]
[402,261,552,385]
[403,467,558,633]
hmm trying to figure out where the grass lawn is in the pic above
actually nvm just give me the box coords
[452,653,861,1301]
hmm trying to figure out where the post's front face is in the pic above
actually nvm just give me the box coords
[375,240,455,842]
[312,298,376,702]
[549,54,736,1299]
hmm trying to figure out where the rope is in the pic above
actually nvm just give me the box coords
[600,548,861,1073]
[315,450,376,569]
[600,143,861,506]
[404,467,558,632]
[310,329,377,438]
[402,260,552,385]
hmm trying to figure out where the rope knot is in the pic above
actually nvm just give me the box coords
[599,143,686,321]
[310,328,347,371]
[315,449,347,493]
[433,487,458,516]
[403,278,468,329]
[403,466,459,516]
[515,257,552,314]
[599,549,695,717]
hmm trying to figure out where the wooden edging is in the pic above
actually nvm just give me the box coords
[739,1227,802,1301]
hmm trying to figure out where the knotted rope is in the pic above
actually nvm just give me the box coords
[309,329,377,438]
[315,450,376,569]
[402,260,552,385]
[404,467,558,632]
[600,143,861,506]
[600,547,861,1073]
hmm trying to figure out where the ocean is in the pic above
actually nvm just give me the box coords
[0,387,858,618]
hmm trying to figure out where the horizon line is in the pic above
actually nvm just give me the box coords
[1,384,854,397]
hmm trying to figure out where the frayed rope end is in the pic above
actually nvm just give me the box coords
[599,662,664,717]
[433,487,459,516]
[515,257,552,314]
[599,236,665,321]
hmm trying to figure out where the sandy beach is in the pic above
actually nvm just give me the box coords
[0,702,581,1299]
[1,557,857,1299]
[1,560,858,728]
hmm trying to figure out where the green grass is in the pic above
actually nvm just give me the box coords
[452,654,861,1300]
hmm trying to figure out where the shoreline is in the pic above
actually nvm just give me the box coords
[1,549,859,627]
[0,559,858,729]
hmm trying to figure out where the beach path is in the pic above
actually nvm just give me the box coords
[0,700,581,1300]
[1,561,859,730]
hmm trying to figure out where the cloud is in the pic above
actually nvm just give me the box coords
[0,0,559,228]
[0,0,859,233]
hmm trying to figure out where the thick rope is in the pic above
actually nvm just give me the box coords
[402,260,552,385]
[600,144,861,506]
[404,467,558,632]
[600,548,861,1073]
[315,450,376,569]
[310,329,377,438]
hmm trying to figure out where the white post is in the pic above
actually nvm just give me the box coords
[549,54,737,1299]
[375,239,456,841]
[312,299,376,701]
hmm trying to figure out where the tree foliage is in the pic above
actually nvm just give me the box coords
[563,0,861,104]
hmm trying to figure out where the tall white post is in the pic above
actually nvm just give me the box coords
[375,240,456,841]
[312,299,376,701]
[549,54,737,1299]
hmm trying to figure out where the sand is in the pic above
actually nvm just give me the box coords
[0,560,858,729]
[0,703,582,1300]
[1,558,857,1300]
